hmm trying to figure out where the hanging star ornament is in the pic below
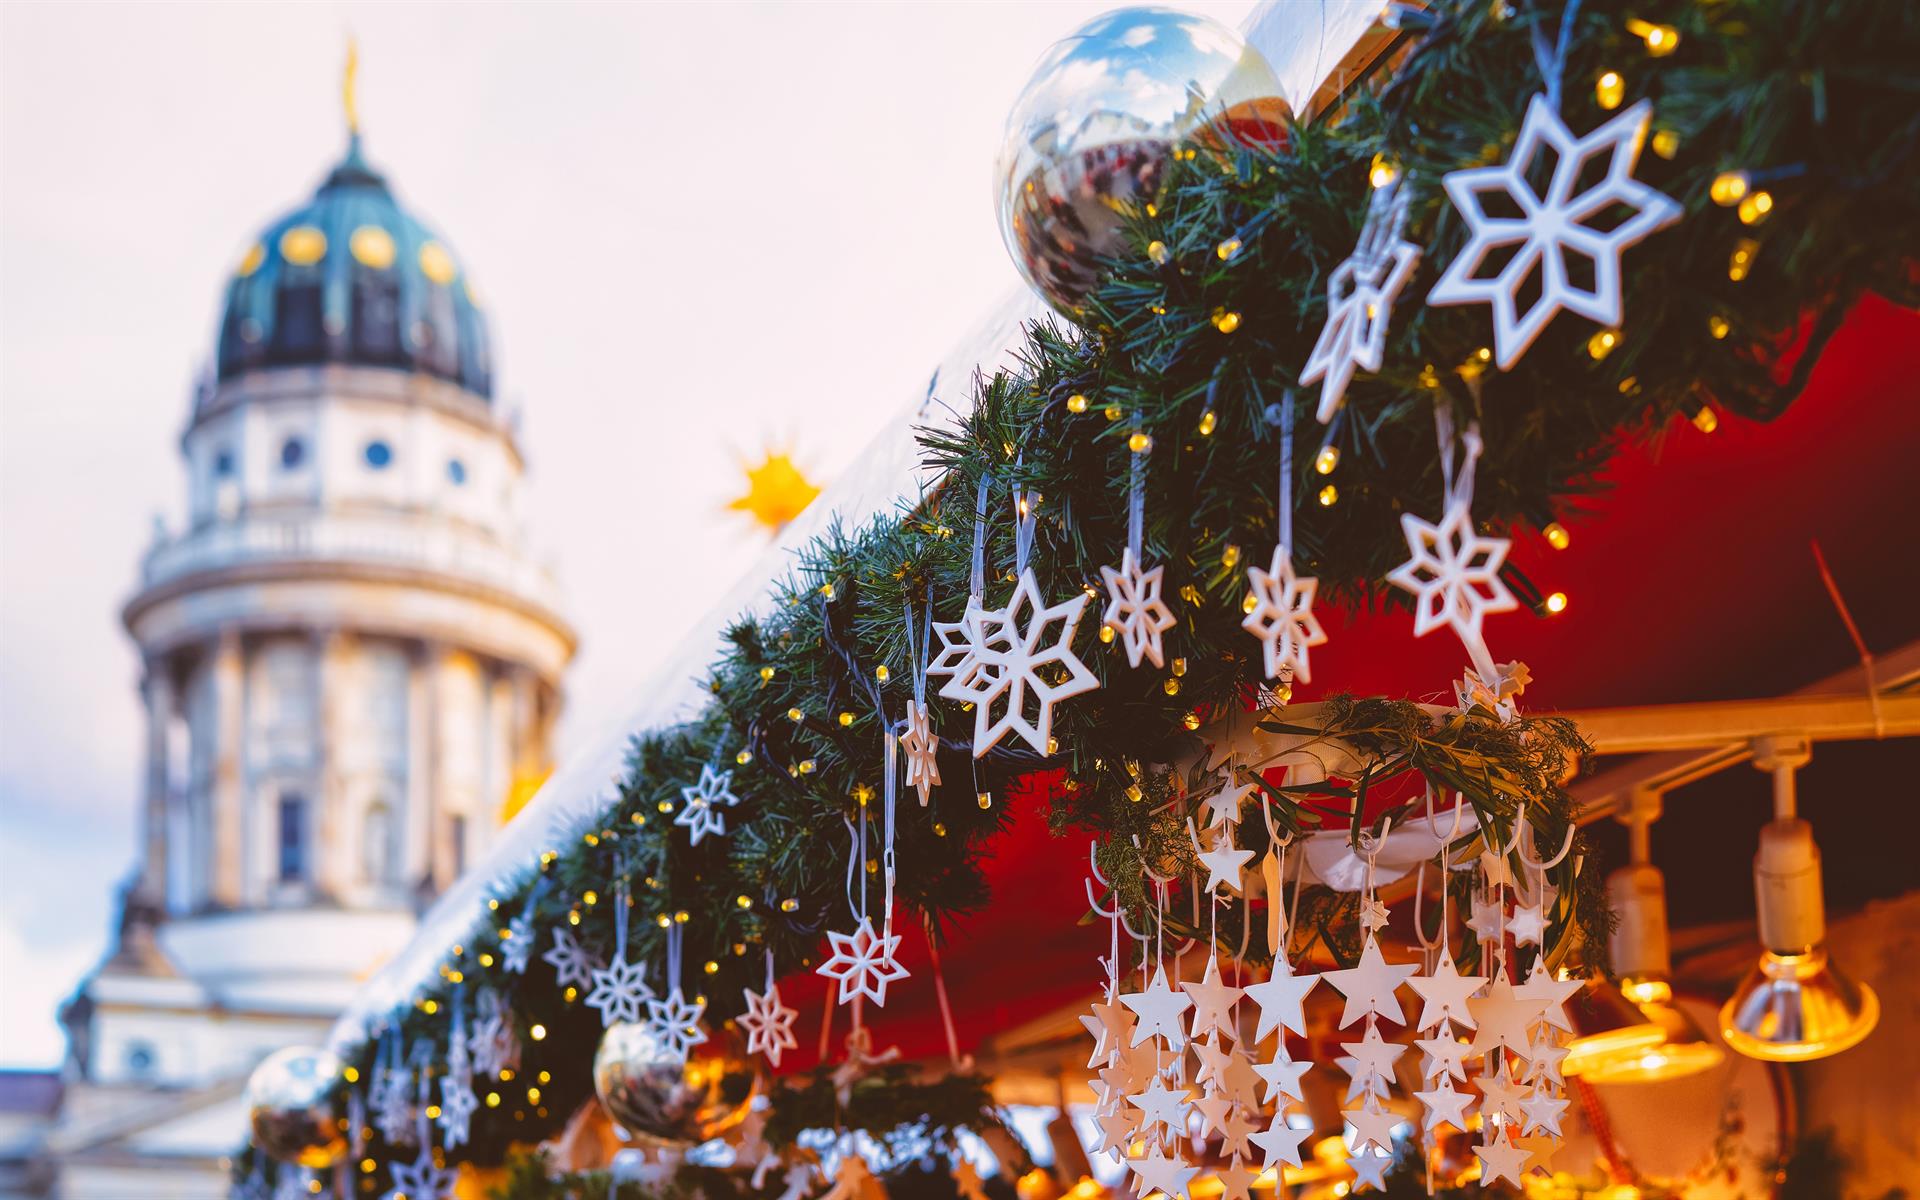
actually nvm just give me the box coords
[1323,936,1419,1028]
[1415,1074,1475,1133]
[739,980,800,1067]
[1100,547,1178,668]
[1475,1134,1531,1188]
[1182,955,1245,1040]
[676,764,741,845]
[1120,964,1194,1047]
[541,925,601,992]
[585,956,653,1028]
[385,1148,457,1200]
[643,988,708,1061]
[1249,1113,1313,1170]
[1242,544,1327,683]
[1198,830,1256,895]
[815,917,910,1006]
[1303,178,1423,422]
[436,1066,477,1149]
[1386,501,1518,647]
[501,910,536,974]
[927,569,1099,757]
[1407,947,1488,1031]
[1427,95,1683,370]
[1246,961,1319,1043]
[900,700,941,806]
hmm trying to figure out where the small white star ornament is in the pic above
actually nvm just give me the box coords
[899,700,941,805]
[739,980,799,1067]
[927,569,1100,756]
[585,954,653,1028]
[1303,178,1423,422]
[501,908,536,974]
[676,764,741,845]
[815,917,910,1006]
[1386,501,1518,647]
[1099,547,1178,668]
[541,925,601,991]
[1428,95,1683,370]
[643,987,709,1062]
[1243,544,1328,683]
[386,1150,457,1200]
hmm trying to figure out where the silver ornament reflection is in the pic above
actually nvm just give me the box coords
[245,1046,347,1169]
[592,1022,757,1151]
[995,6,1290,318]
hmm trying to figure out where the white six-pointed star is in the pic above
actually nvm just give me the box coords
[643,987,709,1061]
[739,980,800,1067]
[541,925,602,991]
[585,955,653,1028]
[927,568,1100,757]
[1099,547,1178,669]
[1385,501,1518,648]
[436,1056,478,1148]
[386,1148,457,1200]
[900,700,942,805]
[1302,180,1422,423]
[1427,95,1683,370]
[815,916,910,1006]
[676,764,741,845]
[501,910,536,974]
[1242,545,1328,683]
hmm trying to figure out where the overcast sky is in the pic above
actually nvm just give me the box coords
[0,0,1252,1069]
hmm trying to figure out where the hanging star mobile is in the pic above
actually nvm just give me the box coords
[1242,545,1327,684]
[1099,547,1177,668]
[1428,95,1682,369]
[1302,176,1422,422]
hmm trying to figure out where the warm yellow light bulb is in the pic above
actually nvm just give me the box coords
[779,898,799,912]
[1728,238,1759,281]
[874,664,890,682]
[1197,409,1217,436]
[1708,314,1731,339]
[1318,484,1339,506]
[1587,329,1619,359]
[736,894,752,909]
[735,749,751,765]
[758,665,775,681]
[1213,310,1242,334]
[1162,677,1181,696]
[1216,237,1242,261]
[1129,431,1153,453]
[1544,522,1570,550]
[1369,154,1399,189]
[1737,190,1774,225]
[1693,406,1719,433]
[530,1024,547,1041]
[1066,393,1089,414]
[1147,240,1170,266]
[1596,71,1626,109]
[976,792,992,810]
[1104,404,1123,422]
[787,707,803,722]
[1651,128,1680,159]
[1182,712,1201,730]
[1099,624,1116,644]
[1710,171,1751,206]
[704,960,719,975]
[1545,591,1568,614]
[1626,18,1680,56]
[1125,785,1144,803]
[1242,591,1259,615]
[838,711,854,727]
[1315,444,1340,474]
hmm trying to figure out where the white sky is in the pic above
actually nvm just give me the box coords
[0,0,1251,1069]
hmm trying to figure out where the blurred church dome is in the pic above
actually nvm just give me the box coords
[215,133,493,400]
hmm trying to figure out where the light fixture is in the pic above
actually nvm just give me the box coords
[1559,973,1666,1079]
[1719,738,1879,1061]
[1577,790,1725,1083]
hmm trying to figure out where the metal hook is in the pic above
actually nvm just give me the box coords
[1423,783,1466,841]
[1512,813,1576,871]
[1257,788,1295,850]
[1412,859,1442,954]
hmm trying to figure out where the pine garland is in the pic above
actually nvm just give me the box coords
[261,0,1920,1190]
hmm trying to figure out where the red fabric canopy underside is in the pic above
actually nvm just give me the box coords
[775,295,1920,1069]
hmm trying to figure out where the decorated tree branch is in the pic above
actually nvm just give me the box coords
[237,0,1920,1197]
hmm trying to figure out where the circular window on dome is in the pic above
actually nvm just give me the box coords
[350,225,395,270]
[447,458,467,486]
[280,436,306,470]
[363,440,393,469]
[237,243,266,277]
[213,448,235,478]
[279,225,328,267]
[418,240,458,286]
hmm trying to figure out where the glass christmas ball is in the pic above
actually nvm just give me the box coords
[592,1023,757,1151]
[245,1046,347,1169]
[995,6,1289,318]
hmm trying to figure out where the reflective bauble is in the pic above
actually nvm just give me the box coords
[995,6,1289,317]
[244,1046,347,1169]
[591,1023,757,1150]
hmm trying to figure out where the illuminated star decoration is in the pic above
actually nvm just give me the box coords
[643,987,709,1062]
[1386,501,1518,648]
[1427,95,1683,370]
[1100,547,1178,668]
[541,925,602,992]
[1302,176,1422,422]
[815,916,910,1006]
[385,1148,457,1200]
[1242,545,1327,684]
[676,764,741,845]
[739,981,799,1067]
[585,955,653,1028]
[900,700,941,806]
[928,568,1100,757]
[728,449,820,532]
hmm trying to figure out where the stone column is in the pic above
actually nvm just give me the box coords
[314,628,352,898]
[404,641,441,894]
[209,629,246,908]
[138,658,175,910]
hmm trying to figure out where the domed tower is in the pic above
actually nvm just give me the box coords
[51,84,573,1195]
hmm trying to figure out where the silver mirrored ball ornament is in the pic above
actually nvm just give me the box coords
[245,1046,348,1169]
[592,1022,757,1151]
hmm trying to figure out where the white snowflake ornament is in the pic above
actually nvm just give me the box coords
[676,764,741,845]
[1428,95,1682,370]
[1099,547,1177,668]
[1242,545,1327,684]
[501,910,536,974]
[585,955,653,1028]
[815,916,910,1006]
[540,925,601,991]
[1386,501,1518,647]
[643,988,709,1062]
[1303,179,1423,423]
[927,568,1099,757]
[900,699,941,806]
[385,1148,456,1200]
[739,980,799,1067]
